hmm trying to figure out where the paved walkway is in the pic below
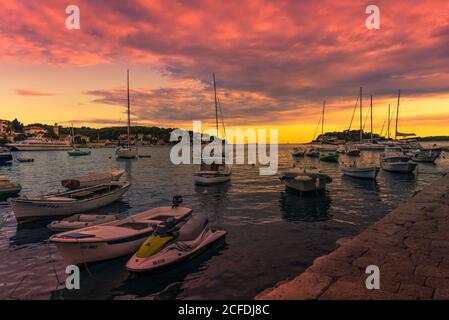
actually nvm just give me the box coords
[257,174,449,300]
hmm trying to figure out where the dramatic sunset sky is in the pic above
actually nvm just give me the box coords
[1,0,448,142]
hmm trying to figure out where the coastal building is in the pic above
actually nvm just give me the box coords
[24,126,47,136]
[0,120,10,136]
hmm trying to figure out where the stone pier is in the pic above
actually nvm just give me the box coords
[257,174,449,300]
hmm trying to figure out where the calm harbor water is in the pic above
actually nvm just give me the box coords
[0,143,448,299]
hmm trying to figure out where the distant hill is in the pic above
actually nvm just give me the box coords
[415,136,449,142]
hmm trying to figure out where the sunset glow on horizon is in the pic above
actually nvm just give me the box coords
[1,0,449,143]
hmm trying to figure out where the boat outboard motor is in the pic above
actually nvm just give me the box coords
[172,195,183,208]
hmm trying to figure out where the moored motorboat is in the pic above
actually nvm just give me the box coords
[381,146,417,173]
[61,169,125,189]
[194,162,232,185]
[47,214,121,232]
[17,158,34,163]
[50,206,192,265]
[291,147,305,157]
[341,165,379,180]
[0,148,13,165]
[0,176,21,198]
[280,167,332,192]
[126,212,226,272]
[411,149,440,163]
[346,144,361,156]
[305,148,320,157]
[10,181,130,223]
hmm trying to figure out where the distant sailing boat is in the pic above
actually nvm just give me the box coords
[194,73,232,185]
[67,123,91,157]
[116,70,138,159]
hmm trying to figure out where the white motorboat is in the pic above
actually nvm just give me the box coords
[411,149,440,163]
[194,162,232,185]
[291,147,305,157]
[47,214,121,232]
[0,176,21,197]
[10,181,130,223]
[280,167,332,192]
[127,213,226,272]
[7,138,72,151]
[341,165,379,180]
[116,147,138,159]
[381,146,417,173]
[116,70,138,159]
[305,148,320,157]
[50,206,192,265]
[61,169,125,189]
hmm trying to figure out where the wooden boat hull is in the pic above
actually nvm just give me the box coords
[342,167,379,180]
[61,170,125,189]
[53,234,152,265]
[68,150,91,156]
[11,182,130,223]
[194,173,231,185]
[320,154,339,162]
[0,183,22,197]
[381,161,417,173]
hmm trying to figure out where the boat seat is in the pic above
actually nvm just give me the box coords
[71,190,96,198]
[46,196,76,202]
[120,222,150,230]
[177,213,208,241]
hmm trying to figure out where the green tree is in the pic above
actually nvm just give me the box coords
[11,118,24,132]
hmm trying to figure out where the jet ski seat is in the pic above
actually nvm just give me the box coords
[177,213,208,241]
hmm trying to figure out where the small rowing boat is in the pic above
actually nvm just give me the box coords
[0,176,21,198]
[11,181,130,223]
[50,206,192,265]
[280,167,332,193]
[61,169,125,190]
[319,153,339,162]
[341,165,379,180]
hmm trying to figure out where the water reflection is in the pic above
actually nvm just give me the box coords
[341,175,380,192]
[279,190,332,222]
[52,241,228,300]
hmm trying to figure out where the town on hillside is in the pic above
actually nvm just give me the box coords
[0,118,177,147]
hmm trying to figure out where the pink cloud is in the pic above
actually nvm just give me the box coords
[1,0,449,127]
[15,89,56,96]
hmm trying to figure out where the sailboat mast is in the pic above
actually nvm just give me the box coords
[387,104,390,140]
[71,123,75,147]
[213,73,219,140]
[127,69,131,148]
[359,87,363,142]
[370,95,373,142]
[321,100,326,142]
[395,89,400,140]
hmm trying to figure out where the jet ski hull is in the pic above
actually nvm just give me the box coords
[126,229,227,272]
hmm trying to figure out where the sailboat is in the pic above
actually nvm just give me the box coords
[116,70,138,159]
[194,74,232,185]
[67,123,91,157]
[317,100,339,162]
[356,93,383,151]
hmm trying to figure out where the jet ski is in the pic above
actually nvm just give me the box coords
[126,213,226,272]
